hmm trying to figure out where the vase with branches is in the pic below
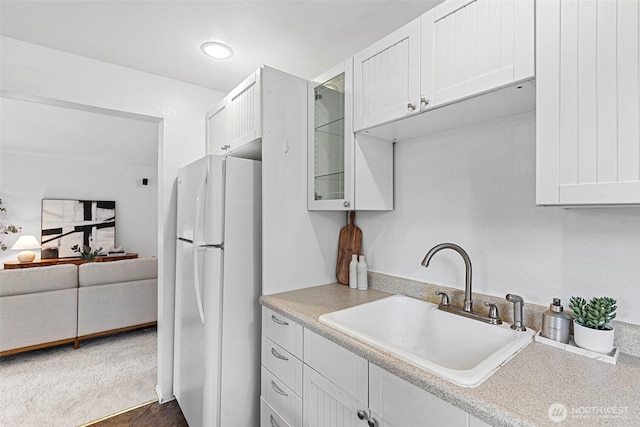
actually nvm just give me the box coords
[0,198,22,251]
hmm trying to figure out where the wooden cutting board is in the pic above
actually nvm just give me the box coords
[336,211,362,285]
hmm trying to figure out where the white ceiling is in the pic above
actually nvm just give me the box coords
[0,0,444,94]
[1,97,158,166]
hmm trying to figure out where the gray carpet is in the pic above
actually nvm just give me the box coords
[0,327,157,427]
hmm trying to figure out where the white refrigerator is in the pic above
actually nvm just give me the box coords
[174,154,261,427]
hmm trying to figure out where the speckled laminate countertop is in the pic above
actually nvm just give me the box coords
[260,284,640,427]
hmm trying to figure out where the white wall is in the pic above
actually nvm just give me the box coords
[0,36,223,401]
[0,151,158,265]
[358,111,640,326]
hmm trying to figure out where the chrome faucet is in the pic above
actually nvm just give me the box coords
[422,243,473,312]
[422,243,501,325]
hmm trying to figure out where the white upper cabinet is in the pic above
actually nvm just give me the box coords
[206,68,262,157]
[309,61,394,211]
[308,61,354,210]
[205,98,228,155]
[537,0,640,205]
[422,0,534,109]
[353,17,421,132]
[353,0,535,138]
[228,69,262,149]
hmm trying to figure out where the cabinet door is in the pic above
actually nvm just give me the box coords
[205,98,229,155]
[353,17,421,131]
[303,329,368,405]
[537,0,640,205]
[369,364,468,427]
[228,68,262,149]
[308,61,354,210]
[422,0,534,109]
[303,365,368,427]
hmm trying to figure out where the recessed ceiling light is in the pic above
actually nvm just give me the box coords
[200,41,234,60]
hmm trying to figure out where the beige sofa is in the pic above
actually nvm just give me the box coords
[77,257,157,339]
[0,264,78,355]
[0,257,157,356]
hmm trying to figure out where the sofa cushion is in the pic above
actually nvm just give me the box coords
[78,257,157,287]
[0,264,78,297]
[0,289,78,352]
[77,279,157,336]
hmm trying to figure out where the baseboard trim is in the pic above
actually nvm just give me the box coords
[79,399,158,426]
[0,337,77,357]
[77,322,158,345]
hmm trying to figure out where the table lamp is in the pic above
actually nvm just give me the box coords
[11,235,40,263]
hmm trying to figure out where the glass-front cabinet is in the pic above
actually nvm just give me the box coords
[308,61,354,210]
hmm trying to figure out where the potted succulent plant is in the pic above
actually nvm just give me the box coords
[568,296,617,354]
[71,244,104,261]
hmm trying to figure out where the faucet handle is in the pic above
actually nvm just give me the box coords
[434,291,450,306]
[484,302,499,318]
[483,302,502,324]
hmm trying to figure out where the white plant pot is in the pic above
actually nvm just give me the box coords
[573,320,615,354]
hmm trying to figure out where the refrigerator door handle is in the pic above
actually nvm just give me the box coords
[191,165,207,326]
[194,167,208,247]
[193,246,206,326]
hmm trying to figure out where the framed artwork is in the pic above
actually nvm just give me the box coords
[41,199,116,259]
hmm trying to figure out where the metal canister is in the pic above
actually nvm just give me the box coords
[541,298,571,343]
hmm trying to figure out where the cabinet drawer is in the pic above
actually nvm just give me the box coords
[303,329,368,406]
[260,396,292,427]
[262,335,303,397]
[261,367,302,427]
[262,307,303,358]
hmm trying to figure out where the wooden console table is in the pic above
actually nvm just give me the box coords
[3,253,138,269]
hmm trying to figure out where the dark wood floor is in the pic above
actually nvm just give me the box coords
[88,400,188,427]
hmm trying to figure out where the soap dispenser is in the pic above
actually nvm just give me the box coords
[541,298,571,344]
[349,254,358,289]
[357,254,368,290]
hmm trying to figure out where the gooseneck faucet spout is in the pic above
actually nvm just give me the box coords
[421,243,473,313]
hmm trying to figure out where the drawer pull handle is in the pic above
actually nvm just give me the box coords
[271,314,289,326]
[271,347,289,361]
[270,414,281,427]
[271,380,288,397]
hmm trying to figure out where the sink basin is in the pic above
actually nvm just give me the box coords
[319,294,534,387]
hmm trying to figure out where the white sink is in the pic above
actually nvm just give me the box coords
[319,294,534,387]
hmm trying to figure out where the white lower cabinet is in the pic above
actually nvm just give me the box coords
[369,364,490,427]
[261,307,304,427]
[303,365,366,427]
[302,329,368,427]
[261,308,492,427]
[262,396,292,427]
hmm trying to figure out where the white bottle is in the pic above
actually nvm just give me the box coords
[349,254,358,289]
[357,255,368,290]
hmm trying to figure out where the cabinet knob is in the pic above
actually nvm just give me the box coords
[221,144,230,151]
[368,418,378,427]
[357,410,367,420]
[343,201,350,208]
[407,102,417,112]
[420,96,429,110]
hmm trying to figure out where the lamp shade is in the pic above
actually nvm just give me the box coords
[11,235,40,263]
[11,235,40,250]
